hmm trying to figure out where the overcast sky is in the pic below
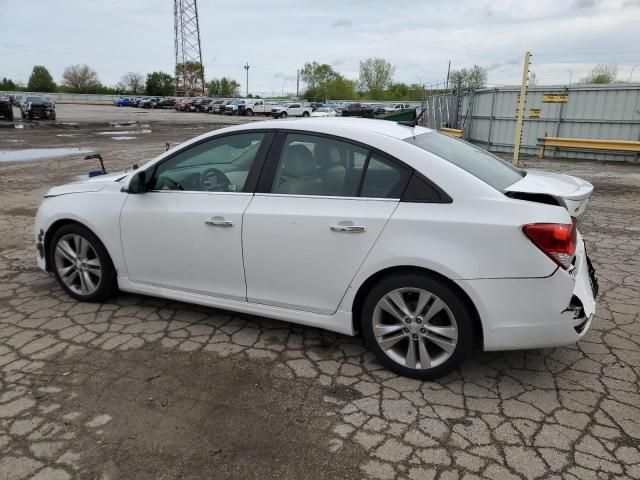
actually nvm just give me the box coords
[1,0,639,95]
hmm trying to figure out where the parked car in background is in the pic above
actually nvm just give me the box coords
[174,98,189,111]
[113,97,131,107]
[311,106,338,117]
[0,94,14,121]
[224,99,248,115]
[270,102,312,118]
[385,103,411,113]
[197,98,215,112]
[155,98,177,109]
[370,103,387,115]
[35,118,598,380]
[184,97,201,112]
[206,99,225,113]
[20,95,56,120]
[139,97,161,109]
[11,94,23,106]
[310,102,323,112]
[340,102,374,118]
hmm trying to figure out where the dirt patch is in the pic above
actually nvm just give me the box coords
[4,206,38,217]
[42,347,363,480]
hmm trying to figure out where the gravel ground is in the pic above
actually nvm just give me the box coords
[0,104,639,480]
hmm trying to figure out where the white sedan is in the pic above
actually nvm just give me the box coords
[35,118,598,379]
[311,107,338,117]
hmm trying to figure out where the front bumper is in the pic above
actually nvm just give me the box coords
[459,234,597,351]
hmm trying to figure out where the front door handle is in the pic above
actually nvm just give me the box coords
[330,224,366,233]
[205,217,234,227]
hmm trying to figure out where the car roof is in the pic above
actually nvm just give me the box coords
[224,117,433,140]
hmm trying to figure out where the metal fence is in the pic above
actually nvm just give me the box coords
[450,83,640,162]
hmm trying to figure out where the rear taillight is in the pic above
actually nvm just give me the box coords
[522,220,577,269]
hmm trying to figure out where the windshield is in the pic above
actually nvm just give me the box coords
[316,108,332,112]
[406,132,524,191]
[27,96,45,103]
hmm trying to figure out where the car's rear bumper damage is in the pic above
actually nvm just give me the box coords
[459,233,597,351]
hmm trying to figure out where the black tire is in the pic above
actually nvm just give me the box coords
[245,109,253,116]
[302,111,310,117]
[360,272,475,380]
[280,112,287,119]
[49,224,118,302]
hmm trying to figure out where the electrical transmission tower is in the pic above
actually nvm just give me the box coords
[174,0,205,96]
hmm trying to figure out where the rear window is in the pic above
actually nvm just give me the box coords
[405,132,524,191]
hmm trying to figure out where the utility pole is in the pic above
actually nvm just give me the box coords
[445,60,451,91]
[512,51,531,166]
[296,69,300,98]
[567,69,573,85]
[244,63,250,97]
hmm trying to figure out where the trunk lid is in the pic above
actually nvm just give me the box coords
[506,170,593,217]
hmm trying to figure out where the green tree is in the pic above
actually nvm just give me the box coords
[206,77,240,97]
[61,64,101,93]
[582,64,617,84]
[0,78,17,91]
[27,66,56,92]
[359,58,395,98]
[145,71,174,96]
[300,62,338,90]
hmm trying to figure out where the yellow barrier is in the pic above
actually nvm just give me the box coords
[537,136,640,158]
[441,127,463,138]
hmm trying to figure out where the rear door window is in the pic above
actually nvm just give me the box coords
[405,132,524,191]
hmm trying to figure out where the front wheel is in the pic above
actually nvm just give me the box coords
[279,112,287,119]
[245,109,253,116]
[361,272,475,380]
[50,224,118,302]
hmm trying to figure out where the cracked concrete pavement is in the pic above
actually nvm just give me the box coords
[0,105,639,479]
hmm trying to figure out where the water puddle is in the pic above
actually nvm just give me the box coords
[96,129,151,135]
[110,136,137,140]
[0,147,94,163]
[14,123,24,129]
[56,133,80,137]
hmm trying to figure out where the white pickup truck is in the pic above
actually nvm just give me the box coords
[270,102,312,119]
[384,102,411,113]
[224,99,274,116]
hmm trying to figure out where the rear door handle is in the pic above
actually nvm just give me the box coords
[205,217,234,227]
[330,225,366,233]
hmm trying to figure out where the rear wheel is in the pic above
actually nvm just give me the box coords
[245,109,254,116]
[302,111,310,117]
[50,224,118,302]
[361,272,474,380]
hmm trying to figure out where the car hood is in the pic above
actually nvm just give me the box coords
[506,169,593,217]
[45,171,127,197]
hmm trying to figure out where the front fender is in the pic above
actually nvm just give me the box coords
[36,186,128,275]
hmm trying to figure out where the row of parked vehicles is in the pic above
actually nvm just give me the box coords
[113,95,415,119]
[0,93,56,121]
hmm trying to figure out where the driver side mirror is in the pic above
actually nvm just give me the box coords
[126,170,147,194]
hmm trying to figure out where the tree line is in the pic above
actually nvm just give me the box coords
[299,58,489,102]
[0,62,626,99]
[0,64,242,98]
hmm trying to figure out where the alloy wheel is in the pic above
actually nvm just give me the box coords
[372,287,458,369]
[54,234,102,296]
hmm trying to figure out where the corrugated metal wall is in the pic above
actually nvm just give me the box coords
[454,84,640,162]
